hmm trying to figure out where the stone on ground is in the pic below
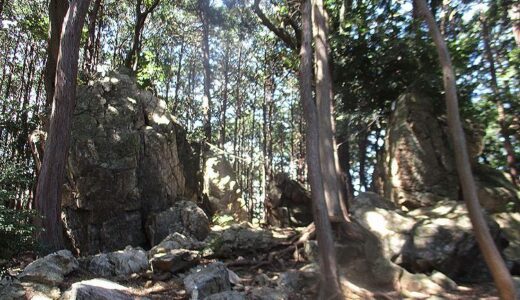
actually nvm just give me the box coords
[19,250,78,285]
[184,262,232,300]
[61,278,147,300]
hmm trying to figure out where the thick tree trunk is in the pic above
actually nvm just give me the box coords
[35,0,91,252]
[312,0,345,222]
[44,0,68,119]
[415,1,517,298]
[299,0,343,298]
[481,16,518,187]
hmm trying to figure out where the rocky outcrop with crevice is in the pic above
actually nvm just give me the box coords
[61,70,201,255]
[373,91,519,211]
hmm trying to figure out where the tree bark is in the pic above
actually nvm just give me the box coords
[312,0,345,221]
[44,0,69,121]
[83,0,102,73]
[510,3,520,47]
[35,0,91,252]
[299,0,343,298]
[481,16,518,187]
[219,43,230,149]
[415,1,517,298]
[124,0,160,71]
[198,0,212,146]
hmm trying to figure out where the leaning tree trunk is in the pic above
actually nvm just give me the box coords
[414,0,517,299]
[35,0,91,252]
[300,0,343,298]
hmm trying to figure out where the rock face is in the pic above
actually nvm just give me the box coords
[266,173,313,227]
[351,192,505,282]
[203,152,248,222]
[62,70,200,254]
[374,91,519,211]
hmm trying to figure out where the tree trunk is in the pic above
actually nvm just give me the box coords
[358,129,369,191]
[312,0,345,222]
[299,0,343,298]
[172,35,185,113]
[83,0,102,73]
[510,3,520,47]
[44,0,68,121]
[415,1,517,298]
[481,16,518,187]
[199,0,212,146]
[125,0,160,71]
[35,0,91,252]
[219,44,230,148]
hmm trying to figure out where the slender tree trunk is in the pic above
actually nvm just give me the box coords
[35,0,91,252]
[510,3,520,47]
[219,44,230,148]
[481,16,518,187]
[125,0,160,72]
[312,0,345,222]
[83,0,102,73]
[44,0,68,122]
[415,1,517,298]
[300,0,343,298]
[199,0,212,146]
[172,36,185,113]
[358,129,369,191]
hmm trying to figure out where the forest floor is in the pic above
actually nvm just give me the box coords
[2,250,503,299]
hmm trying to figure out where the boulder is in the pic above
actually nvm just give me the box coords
[373,91,518,211]
[204,291,246,300]
[184,263,231,300]
[203,152,248,222]
[248,287,288,300]
[150,249,200,273]
[206,224,287,257]
[88,246,148,277]
[266,173,313,227]
[0,279,61,300]
[146,200,210,246]
[351,193,505,282]
[493,212,520,272]
[19,250,78,285]
[149,232,206,258]
[62,70,200,254]
[61,278,146,300]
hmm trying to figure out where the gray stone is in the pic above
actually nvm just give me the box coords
[149,232,206,258]
[249,287,288,300]
[429,271,458,291]
[204,291,246,300]
[19,250,78,285]
[150,249,200,273]
[203,153,249,222]
[206,224,286,257]
[146,200,210,246]
[61,278,147,300]
[88,246,148,277]
[184,263,231,300]
[62,71,200,254]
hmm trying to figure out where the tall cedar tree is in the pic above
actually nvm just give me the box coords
[35,0,91,251]
[414,0,517,298]
[300,0,343,298]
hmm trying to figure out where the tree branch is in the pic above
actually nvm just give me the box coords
[252,0,297,50]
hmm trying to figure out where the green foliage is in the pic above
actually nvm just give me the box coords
[0,160,39,259]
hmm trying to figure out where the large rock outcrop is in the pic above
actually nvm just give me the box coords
[203,152,248,222]
[374,91,519,211]
[266,173,313,227]
[62,70,201,254]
